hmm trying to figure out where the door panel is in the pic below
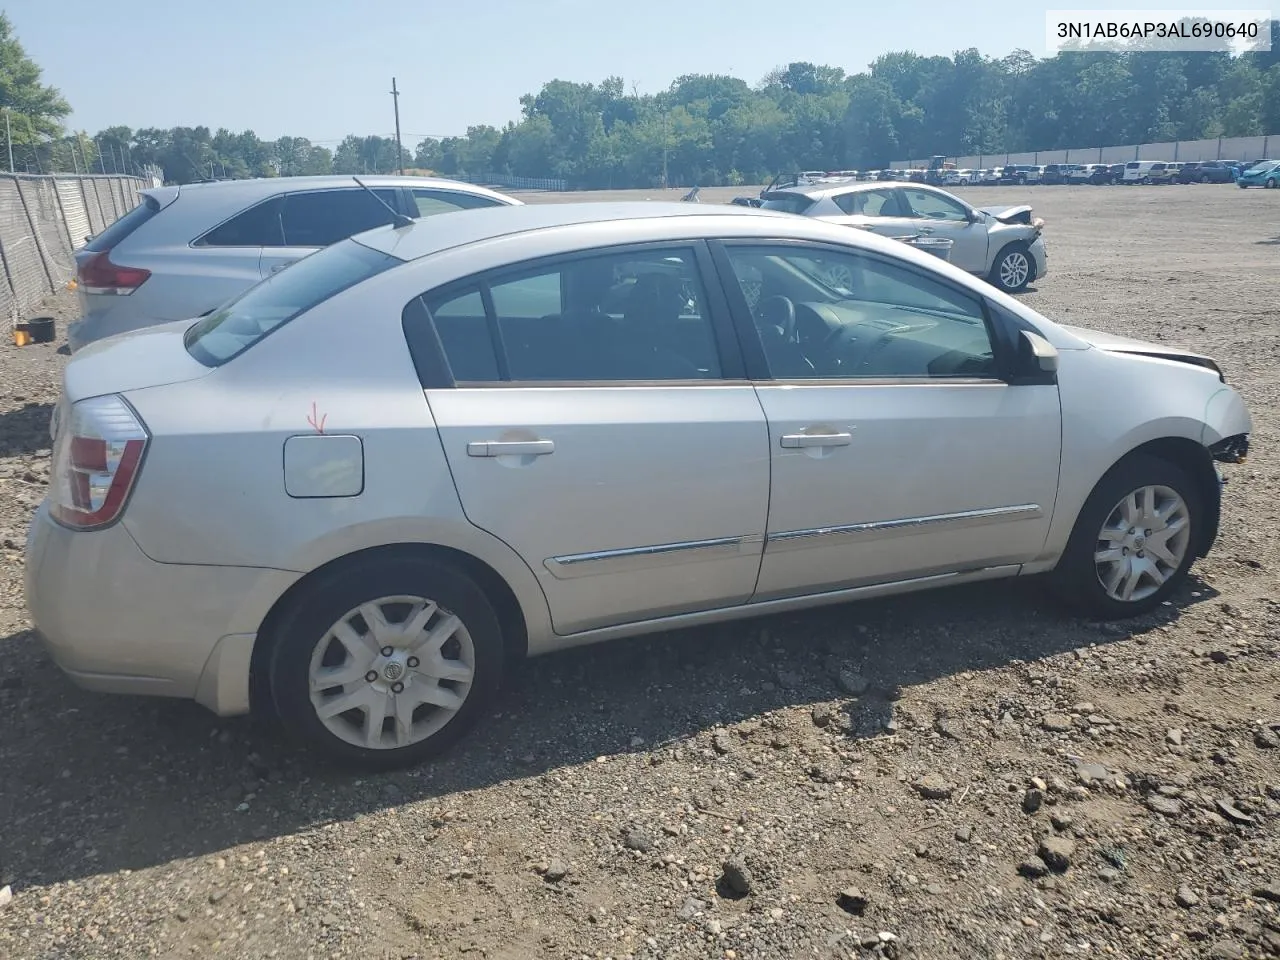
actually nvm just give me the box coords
[896,188,989,272]
[711,240,1062,600]
[413,242,768,635]
[751,382,1060,599]
[427,387,770,633]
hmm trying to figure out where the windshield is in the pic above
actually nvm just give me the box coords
[184,239,399,366]
[760,192,816,215]
[1245,160,1277,173]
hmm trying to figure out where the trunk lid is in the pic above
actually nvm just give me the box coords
[62,318,213,404]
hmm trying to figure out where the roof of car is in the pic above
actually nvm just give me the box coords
[153,175,520,206]
[771,180,944,200]
[351,201,799,262]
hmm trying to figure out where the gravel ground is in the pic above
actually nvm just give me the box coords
[2,184,1279,960]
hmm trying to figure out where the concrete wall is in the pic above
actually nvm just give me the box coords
[892,134,1275,168]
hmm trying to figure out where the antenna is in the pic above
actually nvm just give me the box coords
[352,176,414,228]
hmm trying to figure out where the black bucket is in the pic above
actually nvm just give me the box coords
[22,317,56,343]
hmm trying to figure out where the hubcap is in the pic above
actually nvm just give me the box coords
[999,252,1030,289]
[307,595,475,750]
[1094,485,1191,603]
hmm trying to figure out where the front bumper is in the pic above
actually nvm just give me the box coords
[23,501,295,715]
[1029,237,1048,281]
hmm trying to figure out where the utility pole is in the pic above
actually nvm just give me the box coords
[3,109,13,172]
[390,77,404,174]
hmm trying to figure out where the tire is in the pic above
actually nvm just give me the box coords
[1049,454,1203,620]
[1199,175,1209,184]
[1239,182,1249,189]
[266,552,506,769]
[1267,178,1278,189]
[989,242,1033,293]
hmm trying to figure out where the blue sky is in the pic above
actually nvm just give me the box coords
[8,0,1259,143]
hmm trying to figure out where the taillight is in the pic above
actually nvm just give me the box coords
[77,250,151,295]
[50,395,149,531]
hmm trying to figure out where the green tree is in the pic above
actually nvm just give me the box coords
[0,12,72,170]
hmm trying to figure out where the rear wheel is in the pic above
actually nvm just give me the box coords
[1267,177,1278,189]
[1049,454,1202,620]
[267,553,505,768]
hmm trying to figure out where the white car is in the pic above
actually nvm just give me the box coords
[759,181,1047,292]
[68,175,521,352]
[26,202,1251,766]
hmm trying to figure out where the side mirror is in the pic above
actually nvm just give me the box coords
[1017,329,1059,379]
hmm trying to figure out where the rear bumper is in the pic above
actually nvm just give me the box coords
[23,501,297,716]
[67,304,167,353]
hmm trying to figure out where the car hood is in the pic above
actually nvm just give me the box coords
[63,318,213,403]
[1057,324,1222,372]
[979,204,1036,225]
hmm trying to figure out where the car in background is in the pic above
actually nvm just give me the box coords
[1237,160,1279,188]
[1040,164,1080,185]
[1123,160,1160,183]
[1148,162,1181,184]
[26,201,1252,767]
[68,175,522,352]
[1177,161,1234,184]
[758,180,1047,293]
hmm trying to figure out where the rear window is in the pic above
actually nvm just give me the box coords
[184,239,399,366]
[759,192,816,215]
[83,195,160,252]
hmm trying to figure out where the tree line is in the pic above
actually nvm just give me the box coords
[3,12,1279,189]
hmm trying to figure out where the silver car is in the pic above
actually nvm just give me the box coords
[26,202,1252,767]
[68,175,521,353]
[758,181,1047,293]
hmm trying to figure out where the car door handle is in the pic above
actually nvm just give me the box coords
[466,439,555,457]
[269,263,290,274]
[780,432,852,449]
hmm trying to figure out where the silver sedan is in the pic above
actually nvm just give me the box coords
[26,202,1251,767]
[759,181,1047,293]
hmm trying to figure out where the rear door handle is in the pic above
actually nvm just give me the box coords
[269,263,291,274]
[780,432,852,449]
[466,439,555,458]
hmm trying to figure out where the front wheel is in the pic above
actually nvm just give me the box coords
[1266,178,1278,189]
[267,553,505,768]
[1049,454,1202,620]
[989,243,1032,293]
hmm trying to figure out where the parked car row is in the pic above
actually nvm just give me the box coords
[907,159,1274,187]
[26,173,1254,767]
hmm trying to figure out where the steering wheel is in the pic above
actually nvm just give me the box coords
[758,295,797,344]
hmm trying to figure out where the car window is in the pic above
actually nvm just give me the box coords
[900,189,969,222]
[759,192,815,215]
[411,188,505,217]
[197,196,285,247]
[722,244,996,380]
[184,240,399,366]
[833,189,898,216]
[419,248,723,383]
[279,188,401,247]
[84,195,161,252]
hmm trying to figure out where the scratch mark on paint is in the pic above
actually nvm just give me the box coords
[307,401,328,435]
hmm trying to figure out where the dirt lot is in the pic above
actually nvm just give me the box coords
[1,184,1279,960]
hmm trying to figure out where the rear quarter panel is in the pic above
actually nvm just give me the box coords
[118,261,557,648]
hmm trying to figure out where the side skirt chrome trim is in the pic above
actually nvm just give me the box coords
[766,504,1043,553]
[527,564,1022,654]
[545,534,764,580]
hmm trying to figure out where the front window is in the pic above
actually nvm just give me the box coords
[184,240,398,366]
[900,188,969,222]
[721,244,996,380]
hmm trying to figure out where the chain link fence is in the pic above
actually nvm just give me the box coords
[0,173,150,328]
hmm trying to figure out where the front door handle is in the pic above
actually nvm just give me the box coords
[466,439,555,458]
[269,262,291,274]
[780,432,852,449]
